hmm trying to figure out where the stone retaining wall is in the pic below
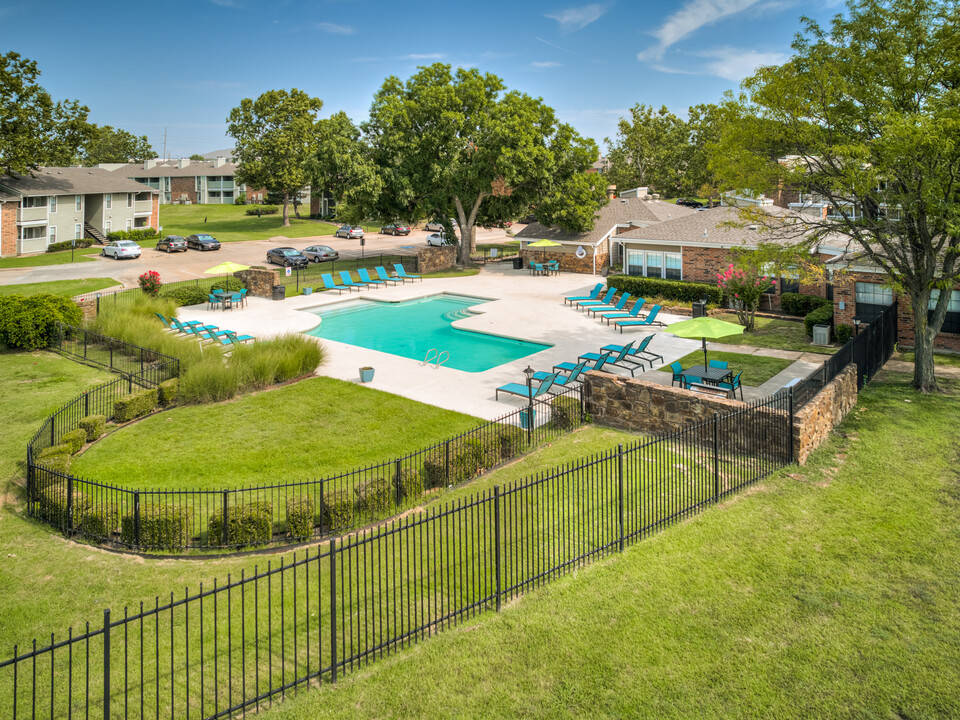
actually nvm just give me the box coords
[793,364,858,464]
[416,246,457,274]
[234,268,279,297]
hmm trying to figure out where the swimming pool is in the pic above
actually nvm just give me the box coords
[303,294,552,372]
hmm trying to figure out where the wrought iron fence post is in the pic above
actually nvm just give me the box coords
[329,538,337,683]
[494,486,502,611]
[788,387,795,464]
[139,347,144,375]
[712,413,720,503]
[66,475,74,534]
[51,415,55,446]
[221,491,229,547]
[85,392,90,417]
[444,440,451,486]
[110,345,113,371]
[103,608,111,720]
[133,492,141,548]
[84,329,88,359]
[617,444,625,552]
[394,459,402,506]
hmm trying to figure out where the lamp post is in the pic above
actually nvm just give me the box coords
[853,316,861,336]
[523,365,535,443]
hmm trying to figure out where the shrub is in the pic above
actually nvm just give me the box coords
[113,388,158,422]
[61,428,88,455]
[0,294,83,349]
[46,239,93,253]
[230,334,325,386]
[781,292,831,316]
[157,378,179,406]
[835,323,853,345]
[285,497,316,540]
[804,304,835,336]
[550,395,584,431]
[234,196,247,205]
[422,447,448,489]
[496,425,528,460]
[161,286,208,307]
[245,205,279,215]
[208,501,273,547]
[37,443,71,465]
[106,228,158,242]
[36,482,87,529]
[75,503,119,539]
[606,276,723,305]
[322,489,354,531]
[179,356,240,403]
[79,414,107,441]
[138,271,162,297]
[355,478,393,518]
[121,504,193,549]
[398,467,424,500]
[209,277,245,293]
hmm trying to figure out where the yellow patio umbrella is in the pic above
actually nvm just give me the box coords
[204,262,250,274]
[526,238,561,262]
[666,316,745,367]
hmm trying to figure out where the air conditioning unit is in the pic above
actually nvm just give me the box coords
[812,324,832,346]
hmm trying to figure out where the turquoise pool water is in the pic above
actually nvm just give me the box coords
[303,294,551,372]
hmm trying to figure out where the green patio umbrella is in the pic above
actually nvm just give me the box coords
[666,316,745,367]
[526,238,562,262]
[204,262,250,274]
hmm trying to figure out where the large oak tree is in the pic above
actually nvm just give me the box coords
[712,0,960,392]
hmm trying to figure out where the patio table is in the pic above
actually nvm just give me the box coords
[682,365,732,386]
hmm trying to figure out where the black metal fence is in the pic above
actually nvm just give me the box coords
[26,382,588,552]
[278,248,420,293]
[791,302,898,408]
[1,391,792,720]
[90,275,235,315]
[51,324,181,386]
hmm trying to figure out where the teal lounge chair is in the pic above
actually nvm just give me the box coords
[496,372,559,401]
[339,270,367,290]
[170,317,220,336]
[575,287,616,311]
[374,266,402,285]
[321,273,354,294]
[564,283,603,306]
[552,352,612,375]
[577,341,638,375]
[357,267,386,288]
[532,360,587,390]
[393,263,422,282]
[155,312,175,331]
[586,292,631,318]
[225,330,255,344]
[600,298,645,325]
[201,329,255,347]
[614,304,665,333]
[601,334,664,367]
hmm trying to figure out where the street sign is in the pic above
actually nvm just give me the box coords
[285,267,292,277]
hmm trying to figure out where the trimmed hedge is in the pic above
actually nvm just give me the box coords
[550,395,584,431]
[79,415,107,442]
[121,504,193,549]
[398,467,424,500]
[36,482,87,529]
[113,388,158,423]
[208,501,273,547]
[804,304,835,336]
[285,497,316,540]
[61,428,87,455]
[423,436,504,488]
[209,277,245,293]
[496,425,528,460]
[47,239,94,253]
[76,504,119,539]
[37,444,72,473]
[106,228,158,242]
[781,292,831,317]
[835,323,853,345]
[161,286,208,307]
[0,294,83,350]
[245,205,279,215]
[606,275,723,305]
[157,378,179,406]
[355,478,393,517]
[322,489,353,531]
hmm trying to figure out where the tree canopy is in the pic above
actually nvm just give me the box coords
[80,125,156,166]
[363,63,606,262]
[227,89,323,227]
[711,0,960,392]
[308,111,381,225]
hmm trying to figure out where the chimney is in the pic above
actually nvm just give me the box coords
[606,185,617,200]
[214,156,226,168]
[178,158,191,170]
[145,159,158,170]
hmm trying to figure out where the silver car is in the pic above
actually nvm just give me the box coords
[334,225,364,239]
[101,240,141,260]
[424,218,456,232]
[302,245,340,263]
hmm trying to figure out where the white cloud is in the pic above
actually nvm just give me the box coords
[531,61,562,68]
[313,22,354,35]
[402,53,446,60]
[650,64,700,76]
[545,4,607,33]
[699,46,785,80]
[637,0,763,61]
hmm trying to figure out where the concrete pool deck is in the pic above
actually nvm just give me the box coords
[178,265,820,420]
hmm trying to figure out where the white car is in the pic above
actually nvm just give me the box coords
[424,218,456,232]
[426,232,453,247]
[101,240,141,260]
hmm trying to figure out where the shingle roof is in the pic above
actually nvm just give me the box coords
[117,160,238,178]
[0,167,157,197]
[616,206,805,247]
[515,198,697,245]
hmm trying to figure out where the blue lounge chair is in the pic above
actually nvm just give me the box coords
[170,317,221,336]
[532,360,587,391]
[393,263,422,282]
[718,370,744,400]
[552,352,613,375]
[224,330,255,344]
[200,329,254,346]
[321,273,354,294]
[614,304,665,333]
[578,341,641,375]
[601,334,664,367]
[495,372,559,401]
[564,283,603,306]
[575,287,616,312]
[339,270,367,290]
[600,298,645,325]
[357,267,386,288]
[669,362,688,388]
[586,292,631,318]
[375,266,402,285]
[155,312,176,331]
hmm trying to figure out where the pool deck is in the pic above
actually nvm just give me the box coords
[178,265,822,420]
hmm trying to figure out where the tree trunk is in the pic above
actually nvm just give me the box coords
[910,313,940,393]
[282,192,291,228]
[454,193,486,267]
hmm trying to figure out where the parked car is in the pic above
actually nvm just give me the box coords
[156,235,187,253]
[424,218,456,232]
[675,198,704,208]
[380,223,411,236]
[334,225,364,239]
[266,247,309,268]
[101,240,141,260]
[521,213,537,224]
[302,245,340,263]
[185,233,221,251]
[425,232,454,247]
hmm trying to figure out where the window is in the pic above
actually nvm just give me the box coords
[929,289,960,335]
[49,196,57,213]
[49,226,56,244]
[20,226,45,239]
[134,217,148,228]
[126,193,133,208]
[125,218,132,231]
[626,250,644,276]
[665,252,682,280]
[135,191,150,201]
[105,194,112,209]
[22,196,46,208]
[75,223,82,239]
[75,194,82,211]
[855,281,894,323]
[103,221,110,234]
[644,251,662,278]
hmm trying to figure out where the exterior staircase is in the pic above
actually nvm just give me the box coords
[84,222,108,245]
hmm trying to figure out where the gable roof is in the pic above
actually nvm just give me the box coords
[0,167,157,197]
[615,206,805,248]
[115,160,239,178]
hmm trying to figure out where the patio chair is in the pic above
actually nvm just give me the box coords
[224,292,243,310]
[321,273,354,294]
[669,362,689,388]
[575,287,616,312]
[529,261,545,276]
[708,360,728,370]
[207,293,223,311]
[357,267,386,288]
[553,352,612,375]
[495,372,559,401]
[718,370,744,400]
[532,360,587,390]
[601,334,664,367]
[600,298,645,325]
[564,283,603,306]
[375,266,402,285]
[546,260,559,275]
[393,263,422,282]
[578,340,638,375]
[339,270,368,290]
[614,304,665,333]
[237,288,248,308]
[586,292,631,318]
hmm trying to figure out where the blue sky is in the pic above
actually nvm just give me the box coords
[2,0,844,158]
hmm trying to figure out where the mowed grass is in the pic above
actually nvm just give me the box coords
[713,312,837,354]
[893,350,960,369]
[0,248,101,268]
[70,376,486,490]
[659,349,793,386]
[261,373,960,720]
[159,204,335,245]
[0,277,118,297]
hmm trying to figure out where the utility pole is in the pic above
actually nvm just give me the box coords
[162,127,167,160]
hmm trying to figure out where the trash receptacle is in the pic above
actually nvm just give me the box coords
[272,285,286,301]
[692,300,707,318]
[512,256,523,270]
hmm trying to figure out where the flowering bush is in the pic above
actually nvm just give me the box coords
[138,271,162,297]
[717,263,774,331]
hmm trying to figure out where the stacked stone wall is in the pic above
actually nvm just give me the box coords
[234,268,279,297]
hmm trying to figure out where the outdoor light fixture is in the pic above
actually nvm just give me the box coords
[853,316,861,335]
[523,366,534,383]
[523,366,535,440]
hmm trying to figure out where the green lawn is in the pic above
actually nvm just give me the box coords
[893,350,960,369]
[659,349,793,386]
[0,277,118,297]
[159,204,335,245]
[0,248,101,268]
[712,312,837,354]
